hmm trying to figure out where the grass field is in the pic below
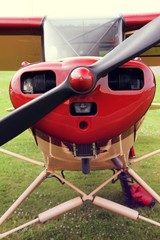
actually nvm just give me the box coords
[0,71,160,240]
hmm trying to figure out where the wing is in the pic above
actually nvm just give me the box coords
[124,13,160,66]
[0,15,159,70]
[0,17,43,70]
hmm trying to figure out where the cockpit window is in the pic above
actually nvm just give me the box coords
[43,16,124,61]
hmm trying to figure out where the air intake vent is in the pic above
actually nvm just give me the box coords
[108,68,144,91]
[21,70,56,94]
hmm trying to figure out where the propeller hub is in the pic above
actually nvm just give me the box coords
[69,67,94,92]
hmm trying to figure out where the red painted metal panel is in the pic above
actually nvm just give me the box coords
[124,13,160,31]
[0,17,43,29]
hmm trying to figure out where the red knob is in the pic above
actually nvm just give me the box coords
[69,67,94,92]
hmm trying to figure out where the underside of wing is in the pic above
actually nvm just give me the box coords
[0,17,43,70]
[124,13,160,66]
[140,43,160,66]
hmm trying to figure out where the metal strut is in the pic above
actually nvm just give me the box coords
[0,168,160,239]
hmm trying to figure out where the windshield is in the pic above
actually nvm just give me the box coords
[43,16,124,61]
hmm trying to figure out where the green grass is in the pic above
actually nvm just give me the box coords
[0,72,160,240]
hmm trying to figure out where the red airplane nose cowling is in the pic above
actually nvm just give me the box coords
[9,58,155,144]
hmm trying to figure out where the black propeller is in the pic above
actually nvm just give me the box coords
[89,16,160,80]
[0,16,160,146]
[0,81,74,145]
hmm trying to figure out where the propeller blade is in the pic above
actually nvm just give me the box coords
[0,81,74,146]
[89,16,160,80]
